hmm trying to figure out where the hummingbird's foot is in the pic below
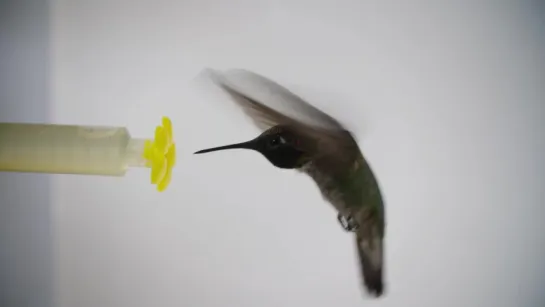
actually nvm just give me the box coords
[337,213,359,232]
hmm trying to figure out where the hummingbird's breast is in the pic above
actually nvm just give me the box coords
[299,155,382,219]
[299,162,351,216]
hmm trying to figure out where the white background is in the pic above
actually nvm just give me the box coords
[2,1,545,307]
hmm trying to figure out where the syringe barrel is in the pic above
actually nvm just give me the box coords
[0,123,144,176]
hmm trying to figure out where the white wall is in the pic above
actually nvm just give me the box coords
[48,1,545,307]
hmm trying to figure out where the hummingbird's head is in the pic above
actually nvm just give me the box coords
[194,125,312,169]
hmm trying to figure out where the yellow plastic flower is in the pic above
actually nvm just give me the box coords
[143,117,176,191]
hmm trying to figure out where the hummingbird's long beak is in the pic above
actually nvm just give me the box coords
[194,140,256,154]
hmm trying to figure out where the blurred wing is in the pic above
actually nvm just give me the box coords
[205,68,300,131]
[205,68,346,132]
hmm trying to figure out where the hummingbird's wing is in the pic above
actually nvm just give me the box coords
[205,68,344,132]
[205,68,303,131]
[204,68,361,168]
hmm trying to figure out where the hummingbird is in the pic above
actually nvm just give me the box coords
[194,69,386,297]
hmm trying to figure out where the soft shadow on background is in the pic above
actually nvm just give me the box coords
[0,1,53,307]
[1,1,545,307]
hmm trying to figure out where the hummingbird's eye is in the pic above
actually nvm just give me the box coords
[268,135,286,148]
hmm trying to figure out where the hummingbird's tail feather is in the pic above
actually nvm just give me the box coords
[355,232,384,297]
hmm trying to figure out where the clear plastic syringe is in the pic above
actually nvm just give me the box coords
[0,116,176,191]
